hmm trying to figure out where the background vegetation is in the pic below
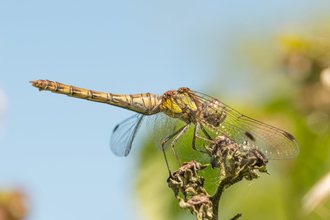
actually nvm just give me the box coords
[136,26,330,220]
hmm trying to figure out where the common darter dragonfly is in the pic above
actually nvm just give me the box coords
[30,80,299,174]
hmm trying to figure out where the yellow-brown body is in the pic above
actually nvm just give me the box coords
[30,79,161,115]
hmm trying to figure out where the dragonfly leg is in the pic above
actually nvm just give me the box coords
[192,123,215,153]
[200,123,212,140]
[169,123,191,166]
[161,123,190,175]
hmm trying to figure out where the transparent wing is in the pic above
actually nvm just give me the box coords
[146,112,178,151]
[110,114,145,157]
[192,91,300,160]
[146,112,212,163]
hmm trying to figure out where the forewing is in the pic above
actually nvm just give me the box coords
[110,114,145,157]
[192,91,300,160]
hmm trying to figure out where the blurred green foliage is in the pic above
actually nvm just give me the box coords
[135,29,330,220]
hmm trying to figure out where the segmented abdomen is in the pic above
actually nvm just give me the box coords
[30,79,160,115]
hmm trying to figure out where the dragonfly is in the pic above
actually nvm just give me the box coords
[30,79,300,175]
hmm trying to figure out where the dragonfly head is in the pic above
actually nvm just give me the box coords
[203,99,227,127]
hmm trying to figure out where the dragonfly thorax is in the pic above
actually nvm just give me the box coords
[159,88,199,122]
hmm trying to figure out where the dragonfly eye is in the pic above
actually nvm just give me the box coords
[203,99,227,127]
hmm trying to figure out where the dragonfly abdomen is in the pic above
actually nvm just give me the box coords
[30,79,160,115]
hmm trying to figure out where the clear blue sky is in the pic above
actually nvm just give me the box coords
[0,1,329,220]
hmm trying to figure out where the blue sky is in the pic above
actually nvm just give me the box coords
[1,1,330,220]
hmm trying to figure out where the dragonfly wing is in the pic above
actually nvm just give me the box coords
[146,112,212,163]
[192,91,300,160]
[110,114,145,157]
[146,112,179,151]
[221,107,300,159]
